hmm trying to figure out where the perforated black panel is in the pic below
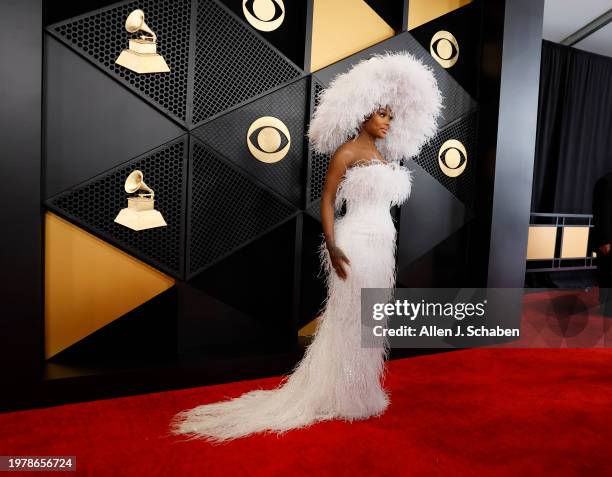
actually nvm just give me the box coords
[191,0,303,126]
[217,0,308,70]
[51,0,191,124]
[192,77,308,207]
[307,79,330,205]
[413,109,478,207]
[305,200,322,222]
[188,139,298,278]
[308,151,330,204]
[47,137,188,278]
[45,1,482,283]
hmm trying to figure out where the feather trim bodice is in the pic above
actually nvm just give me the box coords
[334,158,413,216]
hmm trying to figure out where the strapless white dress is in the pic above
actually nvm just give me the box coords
[170,158,413,442]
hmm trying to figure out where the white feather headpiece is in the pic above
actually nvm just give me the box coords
[307,50,444,162]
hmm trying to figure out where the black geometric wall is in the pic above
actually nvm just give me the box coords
[44,0,483,291]
[44,0,312,284]
[217,0,309,70]
[50,0,192,124]
[192,77,309,207]
[396,163,475,276]
[187,139,298,279]
[44,35,185,198]
[47,137,188,278]
[410,1,482,99]
[306,78,329,205]
[191,0,304,127]
[413,109,479,208]
[48,0,305,129]
[364,0,406,33]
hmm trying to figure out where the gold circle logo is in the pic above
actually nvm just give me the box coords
[438,139,467,177]
[247,116,291,163]
[242,0,285,32]
[430,31,459,68]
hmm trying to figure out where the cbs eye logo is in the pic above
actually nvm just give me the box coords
[243,0,285,32]
[246,116,291,163]
[438,139,467,177]
[430,31,459,68]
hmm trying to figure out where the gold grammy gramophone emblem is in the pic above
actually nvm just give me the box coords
[438,139,467,177]
[430,31,459,68]
[242,0,285,32]
[115,9,170,74]
[246,116,291,163]
[114,170,167,231]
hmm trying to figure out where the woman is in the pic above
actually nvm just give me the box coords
[170,51,443,442]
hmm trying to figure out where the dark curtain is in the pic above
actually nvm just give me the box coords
[531,40,612,214]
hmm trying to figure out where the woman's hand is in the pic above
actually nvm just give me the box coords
[328,243,351,280]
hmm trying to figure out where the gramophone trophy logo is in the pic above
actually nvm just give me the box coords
[115,9,170,74]
[114,170,167,231]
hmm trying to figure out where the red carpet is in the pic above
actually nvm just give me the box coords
[513,288,612,347]
[2,347,612,476]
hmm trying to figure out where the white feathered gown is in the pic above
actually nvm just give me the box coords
[170,158,413,442]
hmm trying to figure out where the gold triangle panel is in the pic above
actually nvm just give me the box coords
[298,316,320,337]
[310,0,394,72]
[408,0,473,30]
[45,212,175,358]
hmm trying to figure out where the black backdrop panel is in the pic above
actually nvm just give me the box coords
[306,77,330,207]
[305,200,322,222]
[188,139,298,278]
[180,217,298,353]
[313,31,476,130]
[192,0,304,127]
[364,0,406,33]
[45,0,120,26]
[192,77,309,207]
[397,163,474,273]
[412,109,479,207]
[44,35,185,198]
[298,213,327,329]
[217,0,308,70]
[178,283,279,354]
[49,287,178,364]
[409,2,482,100]
[47,136,188,278]
[48,0,192,125]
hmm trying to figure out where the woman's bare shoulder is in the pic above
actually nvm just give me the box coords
[333,143,374,169]
[329,145,357,170]
[334,142,359,157]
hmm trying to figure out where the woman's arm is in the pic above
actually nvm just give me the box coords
[320,149,352,280]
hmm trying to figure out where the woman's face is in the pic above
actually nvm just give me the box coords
[362,105,394,139]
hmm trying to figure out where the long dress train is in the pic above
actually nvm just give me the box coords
[169,158,413,442]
